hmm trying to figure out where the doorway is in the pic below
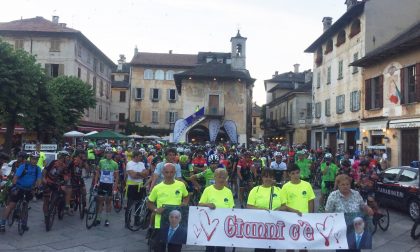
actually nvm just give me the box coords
[401,129,419,165]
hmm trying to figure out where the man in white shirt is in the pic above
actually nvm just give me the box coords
[126,150,149,208]
[270,152,287,184]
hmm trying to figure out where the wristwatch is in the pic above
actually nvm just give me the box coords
[153,208,158,213]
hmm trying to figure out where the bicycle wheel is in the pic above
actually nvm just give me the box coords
[411,219,420,240]
[79,194,85,220]
[85,199,97,229]
[113,191,123,213]
[18,201,28,236]
[7,209,16,227]
[126,200,142,232]
[371,217,378,235]
[378,207,390,231]
[45,201,56,232]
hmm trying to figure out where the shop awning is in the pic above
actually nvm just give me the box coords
[389,118,420,128]
[360,120,388,131]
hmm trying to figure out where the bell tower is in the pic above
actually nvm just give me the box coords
[230,30,247,71]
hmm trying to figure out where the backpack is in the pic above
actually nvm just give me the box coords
[19,163,39,182]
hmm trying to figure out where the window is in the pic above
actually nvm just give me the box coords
[124,75,129,82]
[111,75,115,81]
[168,89,177,101]
[253,117,257,125]
[119,91,126,102]
[352,53,359,74]
[253,128,256,134]
[144,69,154,80]
[336,30,346,47]
[135,111,141,123]
[315,102,321,118]
[99,62,104,73]
[118,113,125,122]
[401,64,420,104]
[135,88,144,100]
[14,39,24,50]
[365,76,383,110]
[86,71,90,84]
[150,88,160,101]
[325,39,333,54]
[93,77,97,95]
[105,107,109,120]
[399,169,417,182]
[327,66,331,84]
[336,95,345,114]
[316,47,323,66]
[78,67,81,79]
[236,44,242,56]
[350,90,361,111]
[325,99,331,117]
[338,60,343,80]
[93,58,98,72]
[316,72,320,88]
[154,70,164,80]
[77,44,82,57]
[152,111,159,123]
[45,64,64,77]
[100,80,104,96]
[166,70,175,80]
[105,83,110,98]
[167,111,178,123]
[383,168,401,183]
[306,103,312,119]
[99,105,102,119]
[50,39,60,52]
[349,19,361,38]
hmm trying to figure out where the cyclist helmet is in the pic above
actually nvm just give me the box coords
[217,146,224,152]
[179,155,189,164]
[57,150,70,158]
[208,154,220,164]
[29,151,40,158]
[324,153,333,160]
[274,151,282,157]
[104,147,114,153]
[341,159,352,168]
[88,143,94,148]
[359,160,370,167]
[176,147,184,154]
[184,148,191,155]
[296,150,305,156]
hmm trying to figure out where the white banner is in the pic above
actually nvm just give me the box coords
[24,144,57,151]
[187,207,349,250]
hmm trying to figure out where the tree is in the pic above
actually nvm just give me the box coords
[46,76,96,136]
[0,40,46,154]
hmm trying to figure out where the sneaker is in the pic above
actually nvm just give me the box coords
[104,220,109,227]
[94,218,101,226]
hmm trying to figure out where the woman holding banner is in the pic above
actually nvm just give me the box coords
[247,169,302,252]
[198,168,234,252]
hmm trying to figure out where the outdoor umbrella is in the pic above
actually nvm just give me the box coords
[85,131,98,136]
[63,131,85,137]
[128,134,143,139]
[84,130,128,140]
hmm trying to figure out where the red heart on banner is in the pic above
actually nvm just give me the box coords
[334,232,341,244]
[315,215,335,247]
[199,209,220,241]
[193,224,202,238]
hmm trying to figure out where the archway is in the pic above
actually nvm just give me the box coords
[187,125,209,144]
[216,128,229,143]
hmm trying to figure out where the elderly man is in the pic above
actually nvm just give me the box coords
[158,209,187,251]
[150,148,183,190]
[147,163,189,252]
[346,217,372,250]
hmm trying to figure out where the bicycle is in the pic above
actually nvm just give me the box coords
[85,187,98,229]
[411,217,420,240]
[112,182,124,213]
[126,196,150,231]
[7,189,31,235]
[71,184,86,220]
[45,184,66,232]
[319,181,334,212]
[366,193,389,235]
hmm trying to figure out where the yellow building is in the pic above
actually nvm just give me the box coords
[111,55,130,132]
[251,103,263,140]
[129,51,197,132]
[351,21,420,167]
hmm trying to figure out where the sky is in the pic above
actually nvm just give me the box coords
[1,0,346,105]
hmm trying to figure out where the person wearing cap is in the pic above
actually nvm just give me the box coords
[0,152,41,233]
[295,151,312,182]
[269,152,287,185]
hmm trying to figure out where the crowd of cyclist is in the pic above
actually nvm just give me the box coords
[0,141,386,249]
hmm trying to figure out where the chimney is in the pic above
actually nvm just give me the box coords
[169,50,172,54]
[117,54,126,71]
[134,45,138,55]
[59,23,66,28]
[322,17,333,31]
[293,64,300,73]
[52,16,59,24]
[345,0,358,10]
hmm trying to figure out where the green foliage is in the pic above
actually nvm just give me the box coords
[122,120,171,136]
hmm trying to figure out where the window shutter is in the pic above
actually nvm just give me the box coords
[365,79,371,110]
[350,92,354,112]
[336,96,339,113]
[58,64,65,75]
[175,112,178,121]
[357,91,361,111]
[175,89,178,101]
[416,63,420,102]
[45,64,51,76]
[150,88,153,100]
[378,75,384,108]
[166,111,170,123]
[167,89,170,101]
[400,68,405,104]
[141,88,144,99]
[132,88,136,99]
[158,89,161,101]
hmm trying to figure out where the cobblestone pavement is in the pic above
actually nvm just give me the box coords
[1,186,419,252]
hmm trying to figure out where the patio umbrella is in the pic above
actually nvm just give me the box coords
[143,135,161,140]
[85,131,98,136]
[63,130,85,137]
[128,134,142,139]
[84,130,128,140]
